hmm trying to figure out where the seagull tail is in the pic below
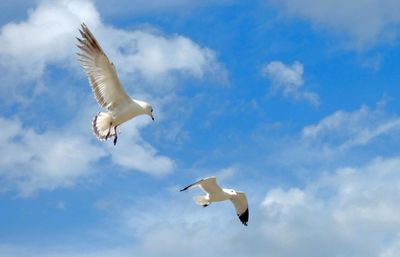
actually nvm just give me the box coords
[193,196,209,206]
[92,112,115,141]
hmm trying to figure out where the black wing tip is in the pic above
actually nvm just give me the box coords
[179,178,205,192]
[179,186,190,192]
[238,208,249,226]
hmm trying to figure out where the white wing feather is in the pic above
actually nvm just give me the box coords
[231,192,248,216]
[77,23,132,111]
[180,176,223,194]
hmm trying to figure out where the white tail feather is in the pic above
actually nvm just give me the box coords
[193,195,209,206]
[92,112,115,140]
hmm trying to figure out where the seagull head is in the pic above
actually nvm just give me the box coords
[224,188,237,196]
[143,103,155,121]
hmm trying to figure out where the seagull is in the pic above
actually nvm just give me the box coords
[76,23,154,145]
[180,176,249,226]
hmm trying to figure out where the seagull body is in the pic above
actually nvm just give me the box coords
[76,23,154,145]
[180,176,249,226]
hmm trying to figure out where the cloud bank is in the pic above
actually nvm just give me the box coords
[0,0,225,195]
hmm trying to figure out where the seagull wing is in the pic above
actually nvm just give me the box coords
[230,192,249,226]
[198,177,223,194]
[77,23,132,111]
[180,176,223,195]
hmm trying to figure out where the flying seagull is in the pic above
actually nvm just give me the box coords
[180,176,249,226]
[76,23,154,145]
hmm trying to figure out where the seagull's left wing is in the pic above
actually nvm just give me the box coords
[180,176,223,195]
[230,192,249,226]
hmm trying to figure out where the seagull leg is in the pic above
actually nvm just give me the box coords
[202,204,209,208]
[113,126,118,146]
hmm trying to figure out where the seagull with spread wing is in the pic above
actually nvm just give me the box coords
[180,176,249,226]
[76,23,154,145]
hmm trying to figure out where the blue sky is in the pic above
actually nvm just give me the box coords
[2,0,400,256]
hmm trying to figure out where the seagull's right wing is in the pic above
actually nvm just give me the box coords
[230,192,249,226]
[180,176,223,194]
[77,23,132,111]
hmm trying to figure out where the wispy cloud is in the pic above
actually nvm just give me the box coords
[247,102,400,177]
[302,104,400,150]
[262,61,319,106]
[269,0,400,49]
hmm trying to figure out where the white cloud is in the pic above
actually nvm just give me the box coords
[0,111,175,196]
[249,102,400,175]
[261,188,306,215]
[0,0,225,194]
[100,27,226,93]
[0,0,100,103]
[20,156,400,257]
[0,0,100,80]
[270,0,400,49]
[106,117,175,176]
[0,0,225,102]
[259,156,400,257]
[302,105,400,150]
[3,156,400,256]
[112,191,244,257]
[0,116,106,196]
[214,166,238,181]
[262,61,319,105]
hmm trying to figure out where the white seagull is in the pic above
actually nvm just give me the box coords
[76,23,154,145]
[180,176,249,226]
